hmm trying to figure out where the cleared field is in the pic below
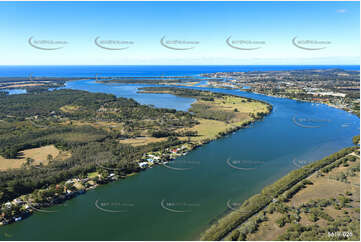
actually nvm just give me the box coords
[0,83,43,89]
[179,118,243,142]
[0,145,70,170]
[118,137,167,146]
[213,96,268,114]
[196,96,268,123]
[118,96,263,146]
[189,118,230,140]
[181,98,266,142]
[116,89,270,146]
[60,105,80,112]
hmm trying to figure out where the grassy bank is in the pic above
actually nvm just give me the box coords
[200,144,359,241]
[138,87,272,144]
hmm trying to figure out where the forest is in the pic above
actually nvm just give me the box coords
[0,89,197,203]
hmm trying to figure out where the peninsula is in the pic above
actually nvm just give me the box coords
[0,87,272,225]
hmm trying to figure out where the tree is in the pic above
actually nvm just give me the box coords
[26,158,34,166]
[230,230,240,241]
[47,154,53,163]
[352,135,360,145]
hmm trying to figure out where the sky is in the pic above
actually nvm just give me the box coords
[0,1,359,65]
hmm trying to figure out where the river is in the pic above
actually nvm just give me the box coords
[0,68,359,240]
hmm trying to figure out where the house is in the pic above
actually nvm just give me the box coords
[147,159,154,166]
[4,202,12,208]
[148,154,160,160]
[13,198,23,205]
[66,190,73,195]
[14,217,22,222]
[139,162,148,169]
[108,173,117,180]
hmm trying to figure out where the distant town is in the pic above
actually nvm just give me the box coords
[201,69,360,116]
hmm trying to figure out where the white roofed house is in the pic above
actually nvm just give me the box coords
[139,162,148,169]
[13,198,24,206]
[4,202,12,208]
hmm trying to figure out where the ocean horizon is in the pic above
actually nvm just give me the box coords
[0,65,359,77]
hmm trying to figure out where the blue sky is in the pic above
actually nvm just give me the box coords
[0,1,359,65]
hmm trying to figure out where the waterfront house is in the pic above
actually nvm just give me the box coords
[66,189,73,195]
[148,154,160,160]
[65,180,74,185]
[14,217,22,222]
[13,199,23,205]
[139,162,148,169]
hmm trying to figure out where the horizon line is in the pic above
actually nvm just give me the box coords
[0,64,359,67]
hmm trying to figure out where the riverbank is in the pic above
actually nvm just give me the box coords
[249,90,360,117]
[245,151,360,241]
[200,138,360,241]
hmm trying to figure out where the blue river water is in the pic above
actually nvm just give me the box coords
[64,80,196,112]
[0,66,359,240]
